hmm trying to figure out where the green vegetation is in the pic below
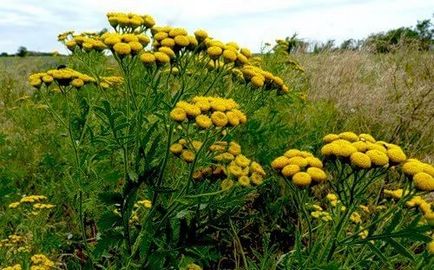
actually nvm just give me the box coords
[1,12,434,270]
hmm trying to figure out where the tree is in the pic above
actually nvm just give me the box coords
[16,46,28,57]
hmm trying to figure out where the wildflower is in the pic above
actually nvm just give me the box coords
[159,47,175,58]
[251,162,266,176]
[305,157,323,168]
[170,107,187,122]
[284,149,302,158]
[9,202,20,208]
[221,178,234,190]
[161,38,175,48]
[352,141,368,152]
[154,52,171,64]
[406,196,424,207]
[323,134,339,143]
[251,172,264,185]
[211,111,228,127]
[228,165,243,177]
[292,172,312,187]
[413,172,434,191]
[350,212,362,224]
[2,265,22,270]
[307,167,327,182]
[251,75,265,88]
[424,240,434,256]
[169,143,183,155]
[174,35,190,47]
[113,42,131,55]
[181,150,195,163]
[288,156,308,167]
[136,199,152,209]
[402,161,425,176]
[195,114,213,129]
[387,148,407,163]
[350,152,371,169]
[359,229,369,239]
[207,46,223,59]
[226,111,240,126]
[271,156,290,170]
[384,188,404,199]
[194,29,208,41]
[339,131,359,142]
[223,49,237,63]
[228,142,241,155]
[235,154,251,167]
[424,164,434,177]
[359,133,376,143]
[365,150,389,166]
[326,193,338,202]
[238,176,251,187]
[240,48,252,58]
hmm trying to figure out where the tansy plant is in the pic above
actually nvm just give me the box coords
[27,12,293,269]
[271,132,434,269]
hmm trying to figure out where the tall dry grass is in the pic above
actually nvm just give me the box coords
[295,49,434,159]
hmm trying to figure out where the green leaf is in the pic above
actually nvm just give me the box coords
[97,211,122,231]
[98,191,123,205]
[384,237,414,261]
[366,241,389,265]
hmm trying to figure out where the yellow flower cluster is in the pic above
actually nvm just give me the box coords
[0,234,30,254]
[170,139,202,163]
[309,204,332,222]
[30,254,55,270]
[350,212,362,224]
[169,96,247,129]
[9,195,55,214]
[63,32,107,52]
[129,199,152,224]
[99,76,124,89]
[272,149,327,187]
[29,69,95,89]
[100,32,151,56]
[383,188,406,200]
[325,193,346,209]
[236,65,289,93]
[107,12,155,30]
[151,26,197,53]
[402,159,434,191]
[210,141,266,188]
[321,132,407,169]
[2,265,22,270]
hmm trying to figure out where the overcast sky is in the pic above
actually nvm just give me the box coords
[1,0,433,54]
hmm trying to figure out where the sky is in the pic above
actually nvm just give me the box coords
[0,0,433,54]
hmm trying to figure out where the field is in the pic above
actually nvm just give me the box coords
[1,13,434,270]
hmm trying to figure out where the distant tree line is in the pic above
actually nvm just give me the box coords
[274,17,434,54]
[0,46,59,57]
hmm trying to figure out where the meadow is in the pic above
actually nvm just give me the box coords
[0,12,434,270]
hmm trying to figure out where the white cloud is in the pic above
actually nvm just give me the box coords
[0,0,433,53]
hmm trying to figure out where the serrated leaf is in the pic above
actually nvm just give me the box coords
[97,211,122,231]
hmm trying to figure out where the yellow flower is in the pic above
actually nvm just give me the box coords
[271,156,290,170]
[113,42,131,55]
[195,101,211,112]
[352,141,368,152]
[140,52,156,65]
[194,29,208,41]
[387,148,407,163]
[323,133,339,143]
[154,32,168,41]
[228,142,241,155]
[284,149,301,158]
[402,161,425,176]
[423,164,434,177]
[251,173,264,185]
[232,109,247,123]
[288,156,308,167]
[214,152,234,163]
[251,162,266,176]
[170,107,187,122]
[226,111,240,126]
[235,154,251,167]
[311,211,322,218]
[174,35,190,47]
[154,52,171,64]
[207,46,223,59]
[281,164,300,177]
[350,212,362,224]
[136,199,152,209]
[292,172,312,187]
[307,167,327,182]
[2,264,22,270]
[305,157,323,168]
[413,172,434,191]
[250,75,265,88]
[383,188,403,199]
[350,152,371,169]
[221,178,234,190]
[159,46,176,59]
[169,143,183,155]
[238,175,251,187]
[222,49,237,63]
[211,111,228,127]
[326,193,338,202]
[334,143,358,157]
[143,15,155,28]
[161,38,175,48]
[240,48,252,58]
[181,150,195,163]
[365,150,389,166]
[71,78,84,88]
[338,132,359,142]
[321,143,337,156]
[228,165,243,177]
[359,133,376,143]
[406,195,424,207]
[128,41,143,53]
[195,114,212,129]
[8,202,20,208]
